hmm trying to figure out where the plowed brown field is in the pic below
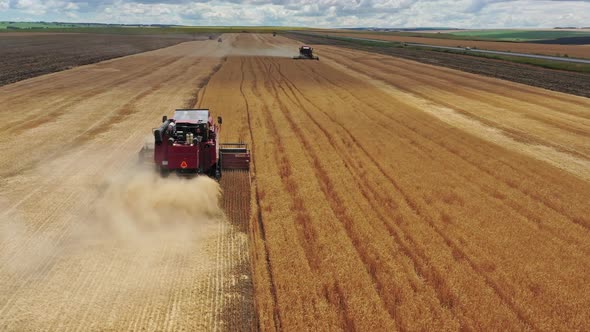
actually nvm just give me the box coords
[1,33,590,331]
[316,31,590,59]
[0,33,201,86]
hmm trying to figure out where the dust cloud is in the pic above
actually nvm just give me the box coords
[223,35,297,58]
[1,171,224,276]
[228,46,296,58]
[0,170,228,328]
[93,171,223,240]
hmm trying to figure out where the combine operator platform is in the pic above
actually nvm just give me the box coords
[139,109,250,179]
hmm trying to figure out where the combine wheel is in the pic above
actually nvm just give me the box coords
[214,162,222,181]
[206,163,222,181]
[159,167,170,178]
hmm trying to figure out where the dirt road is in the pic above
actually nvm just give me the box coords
[1,33,590,330]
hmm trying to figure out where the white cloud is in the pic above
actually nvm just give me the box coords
[95,1,184,24]
[64,2,78,10]
[6,0,86,15]
[2,0,590,28]
[475,0,590,28]
[10,0,47,15]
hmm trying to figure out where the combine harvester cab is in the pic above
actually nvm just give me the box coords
[139,109,249,179]
[293,45,319,60]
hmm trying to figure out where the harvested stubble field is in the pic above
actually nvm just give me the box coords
[0,36,253,330]
[1,33,590,331]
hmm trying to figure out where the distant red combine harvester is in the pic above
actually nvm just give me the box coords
[293,45,319,60]
[139,109,250,179]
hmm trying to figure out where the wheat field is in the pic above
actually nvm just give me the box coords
[1,32,589,330]
[200,34,590,331]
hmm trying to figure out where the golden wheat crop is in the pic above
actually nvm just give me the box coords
[199,34,590,330]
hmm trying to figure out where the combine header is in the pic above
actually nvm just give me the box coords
[293,46,319,60]
[139,109,249,179]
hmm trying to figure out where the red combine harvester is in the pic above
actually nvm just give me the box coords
[293,46,319,60]
[139,109,249,179]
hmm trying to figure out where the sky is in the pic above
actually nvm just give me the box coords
[1,0,590,28]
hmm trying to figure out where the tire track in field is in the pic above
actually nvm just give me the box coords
[1,109,174,306]
[0,58,210,266]
[390,100,590,232]
[253,62,324,275]
[0,40,197,104]
[0,66,113,105]
[266,59,404,327]
[0,55,215,216]
[3,39,235,328]
[69,248,123,331]
[275,64,408,329]
[251,58,360,331]
[322,52,585,182]
[276,59,496,329]
[260,58,404,329]
[79,58,204,143]
[249,56,370,330]
[326,46,590,109]
[272,60,469,330]
[250,60,324,271]
[219,170,254,330]
[359,55,590,119]
[368,62,590,154]
[238,57,281,330]
[320,57,590,330]
[396,67,590,139]
[334,74,590,244]
[1,55,185,135]
[193,60,225,108]
[306,58,572,329]
[312,60,590,234]
[210,209,225,331]
[0,152,104,319]
[306,51,540,330]
[0,55,191,181]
